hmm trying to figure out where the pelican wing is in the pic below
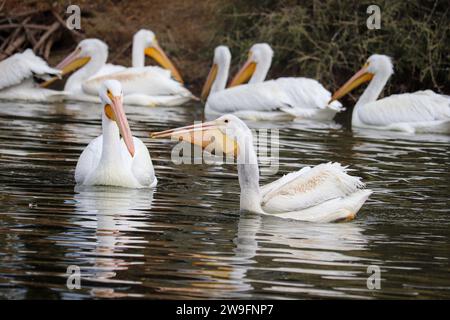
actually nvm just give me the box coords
[206,78,343,119]
[75,136,156,188]
[267,189,372,223]
[0,49,60,90]
[206,80,292,114]
[130,137,157,187]
[74,136,103,185]
[123,93,193,107]
[261,162,365,213]
[82,67,191,97]
[358,90,450,126]
[92,63,127,78]
[276,77,342,110]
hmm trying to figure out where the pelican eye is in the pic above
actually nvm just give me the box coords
[224,119,229,123]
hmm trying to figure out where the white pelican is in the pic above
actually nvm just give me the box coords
[203,46,343,121]
[152,114,371,222]
[0,49,66,102]
[75,80,157,188]
[50,38,194,106]
[331,54,450,134]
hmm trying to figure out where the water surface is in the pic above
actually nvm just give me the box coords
[0,100,449,299]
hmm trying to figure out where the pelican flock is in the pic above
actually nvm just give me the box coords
[1,24,448,225]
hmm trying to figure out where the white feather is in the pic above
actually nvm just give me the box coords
[267,189,372,223]
[0,49,65,101]
[75,135,156,188]
[261,163,365,213]
[358,90,450,126]
[92,63,127,77]
[82,67,192,98]
[0,49,60,90]
[206,77,343,120]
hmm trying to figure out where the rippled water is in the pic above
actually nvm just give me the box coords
[0,100,449,299]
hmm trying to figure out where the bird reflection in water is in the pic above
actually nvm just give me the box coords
[72,186,154,298]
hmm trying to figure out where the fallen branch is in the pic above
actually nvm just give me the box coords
[33,21,59,52]
[0,16,31,58]
[0,34,26,60]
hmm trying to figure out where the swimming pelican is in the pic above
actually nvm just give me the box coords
[203,46,343,121]
[48,38,193,106]
[331,54,450,134]
[0,49,66,102]
[75,80,157,188]
[151,114,371,222]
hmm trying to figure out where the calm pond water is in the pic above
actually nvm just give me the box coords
[0,100,449,299]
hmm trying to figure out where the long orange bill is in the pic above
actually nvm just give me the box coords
[331,65,374,102]
[56,47,82,70]
[40,48,90,88]
[229,58,256,87]
[200,63,218,102]
[145,43,184,83]
[111,95,135,157]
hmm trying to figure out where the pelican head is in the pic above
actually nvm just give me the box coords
[201,45,231,102]
[229,43,273,87]
[331,54,394,101]
[134,29,183,83]
[151,114,244,158]
[55,39,108,76]
[100,80,135,157]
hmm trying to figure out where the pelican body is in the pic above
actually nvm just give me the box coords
[0,49,66,102]
[202,45,343,121]
[152,115,371,222]
[332,54,450,134]
[75,80,157,188]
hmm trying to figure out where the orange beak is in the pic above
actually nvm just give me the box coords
[145,42,184,84]
[40,47,90,88]
[229,56,256,87]
[331,63,374,102]
[200,63,218,102]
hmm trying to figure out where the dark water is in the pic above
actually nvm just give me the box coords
[0,100,449,299]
